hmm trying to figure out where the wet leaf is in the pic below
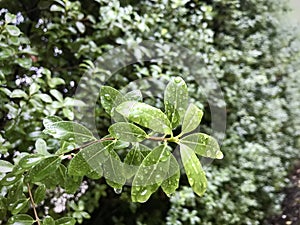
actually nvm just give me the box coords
[124,144,151,179]
[100,86,124,116]
[131,144,171,203]
[180,133,223,159]
[102,149,126,189]
[161,154,180,196]
[181,103,203,135]
[43,119,96,144]
[116,101,172,134]
[180,144,207,196]
[29,156,62,182]
[108,122,148,142]
[164,77,188,128]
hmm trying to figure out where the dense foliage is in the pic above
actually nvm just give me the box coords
[0,0,299,224]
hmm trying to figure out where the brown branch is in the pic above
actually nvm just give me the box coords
[27,183,41,225]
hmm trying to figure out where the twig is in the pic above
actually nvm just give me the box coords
[27,183,41,225]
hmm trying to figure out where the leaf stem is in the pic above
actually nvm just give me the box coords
[27,183,41,225]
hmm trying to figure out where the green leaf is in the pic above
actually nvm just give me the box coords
[164,77,188,128]
[100,86,124,116]
[34,93,53,103]
[131,144,171,203]
[124,144,151,179]
[7,214,34,225]
[180,133,223,159]
[19,154,45,169]
[180,144,207,196]
[29,156,62,182]
[29,83,40,96]
[43,216,55,225]
[124,90,143,102]
[161,154,180,196]
[43,116,62,127]
[0,160,14,173]
[116,101,172,134]
[102,149,126,189]
[181,103,203,135]
[11,198,29,215]
[55,217,76,225]
[0,47,14,59]
[68,151,103,178]
[43,120,96,144]
[76,21,85,33]
[34,184,46,204]
[1,173,22,186]
[50,4,65,13]
[64,175,83,194]
[77,141,115,176]
[35,138,50,155]
[108,122,148,142]
[10,89,28,99]
[16,58,32,69]
[6,25,21,36]
[50,89,63,102]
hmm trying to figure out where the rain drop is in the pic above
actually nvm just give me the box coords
[114,188,122,194]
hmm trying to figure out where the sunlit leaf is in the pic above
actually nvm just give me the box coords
[7,214,34,225]
[0,160,14,173]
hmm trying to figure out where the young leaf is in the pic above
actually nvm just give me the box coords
[34,184,46,204]
[180,144,207,196]
[29,156,62,182]
[181,104,203,135]
[131,144,171,203]
[108,122,148,142]
[0,160,14,173]
[124,144,151,179]
[161,154,180,196]
[180,133,223,159]
[116,101,172,134]
[100,86,124,115]
[7,214,35,225]
[164,77,188,128]
[43,121,96,144]
[102,149,126,189]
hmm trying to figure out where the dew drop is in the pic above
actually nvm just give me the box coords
[114,188,122,194]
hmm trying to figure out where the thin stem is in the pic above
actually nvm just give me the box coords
[27,183,41,225]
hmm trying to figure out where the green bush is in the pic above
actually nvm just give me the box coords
[0,0,299,224]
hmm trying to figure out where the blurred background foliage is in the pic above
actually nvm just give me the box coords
[0,0,299,224]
